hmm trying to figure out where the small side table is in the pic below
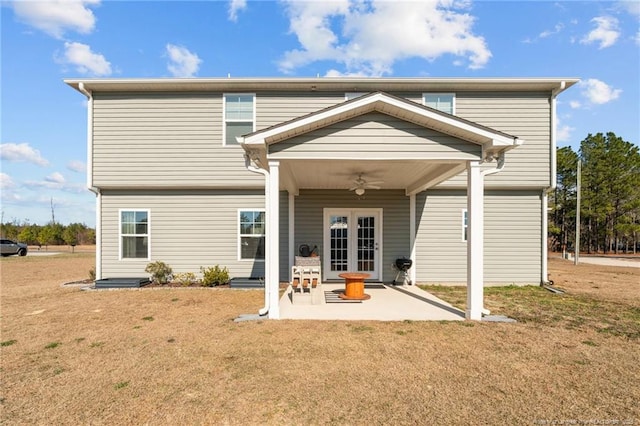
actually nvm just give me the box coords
[338,272,371,300]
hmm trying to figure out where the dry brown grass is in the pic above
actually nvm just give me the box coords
[1,254,638,425]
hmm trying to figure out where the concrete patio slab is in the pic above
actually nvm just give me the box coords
[279,283,465,321]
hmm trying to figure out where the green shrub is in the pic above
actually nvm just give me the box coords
[174,272,197,286]
[145,261,173,284]
[200,265,230,287]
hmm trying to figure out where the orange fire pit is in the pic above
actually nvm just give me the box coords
[338,272,371,300]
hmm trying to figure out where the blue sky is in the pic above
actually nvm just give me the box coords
[1,0,639,227]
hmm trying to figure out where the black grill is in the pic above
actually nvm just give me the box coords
[395,258,412,272]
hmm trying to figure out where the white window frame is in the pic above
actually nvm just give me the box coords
[238,208,266,262]
[423,93,456,114]
[462,209,468,242]
[345,92,368,101]
[118,209,150,261]
[223,93,256,147]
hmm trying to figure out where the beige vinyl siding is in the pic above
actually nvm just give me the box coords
[279,191,289,279]
[270,112,481,160]
[294,189,410,282]
[256,92,346,128]
[485,191,542,283]
[92,90,550,190]
[415,190,542,284]
[436,92,551,189]
[100,189,266,278]
[92,93,262,188]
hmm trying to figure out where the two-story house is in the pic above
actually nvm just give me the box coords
[66,77,577,320]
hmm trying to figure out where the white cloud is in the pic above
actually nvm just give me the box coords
[618,1,640,18]
[24,178,86,194]
[0,143,49,166]
[279,0,491,76]
[0,173,16,189]
[11,0,100,39]
[325,69,370,78]
[557,123,575,143]
[581,16,620,49]
[228,0,247,22]
[67,160,87,173]
[580,78,622,104]
[166,44,202,77]
[45,172,66,184]
[569,100,582,109]
[61,42,112,76]
[539,23,564,38]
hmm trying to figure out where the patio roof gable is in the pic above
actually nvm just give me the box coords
[238,92,523,159]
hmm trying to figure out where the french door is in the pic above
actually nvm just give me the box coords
[323,208,382,280]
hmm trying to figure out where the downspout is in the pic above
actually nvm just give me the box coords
[79,83,102,280]
[549,81,566,192]
[244,153,270,316]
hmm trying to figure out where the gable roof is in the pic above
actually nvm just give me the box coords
[238,91,522,158]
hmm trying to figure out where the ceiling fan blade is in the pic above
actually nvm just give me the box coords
[348,185,359,191]
[366,185,382,190]
[367,180,384,185]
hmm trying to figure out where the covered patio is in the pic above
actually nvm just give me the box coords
[279,282,465,321]
[238,92,522,321]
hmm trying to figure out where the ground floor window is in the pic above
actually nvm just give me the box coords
[120,210,149,259]
[239,209,265,260]
[462,209,468,242]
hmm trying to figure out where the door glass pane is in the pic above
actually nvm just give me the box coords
[329,215,348,272]
[357,216,375,272]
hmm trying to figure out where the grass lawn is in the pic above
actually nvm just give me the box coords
[1,253,638,424]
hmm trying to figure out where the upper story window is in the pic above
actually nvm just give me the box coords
[423,93,455,114]
[345,92,368,101]
[120,209,149,260]
[224,94,255,146]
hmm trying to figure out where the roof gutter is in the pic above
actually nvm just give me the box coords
[243,153,270,317]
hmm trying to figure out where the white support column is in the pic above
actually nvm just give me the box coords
[409,193,417,285]
[541,190,548,284]
[268,160,281,319]
[288,191,295,281]
[466,161,484,320]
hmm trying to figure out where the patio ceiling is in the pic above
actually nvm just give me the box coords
[279,159,466,196]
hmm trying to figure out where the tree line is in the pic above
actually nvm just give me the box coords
[550,132,640,254]
[0,221,96,250]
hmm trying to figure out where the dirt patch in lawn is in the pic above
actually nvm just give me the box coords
[1,254,638,424]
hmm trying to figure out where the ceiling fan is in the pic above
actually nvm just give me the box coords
[349,173,383,196]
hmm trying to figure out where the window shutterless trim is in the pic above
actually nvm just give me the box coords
[118,208,150,261]
[223,93,256,147]
[237,208,266,262]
